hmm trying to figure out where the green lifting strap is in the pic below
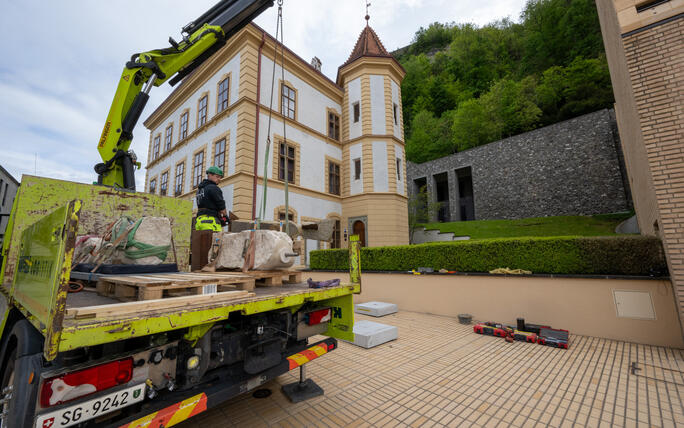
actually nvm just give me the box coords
[111,217,170,261]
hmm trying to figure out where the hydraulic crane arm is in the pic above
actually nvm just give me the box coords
[95,0,274,191]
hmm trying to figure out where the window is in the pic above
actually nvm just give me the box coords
[218,77,229,112]
[353,102,360,123]
[180,111,189,140]
[278,142,295,183]
[331,219,341,249]
[175,162,185,196]
[328,161,340,195]
[354,158,361,180]
[198,95,208,127]
[281,84,296,119]
[160,172,168,196]
[396,158,401,181]
[328,111,340,140]
[0,179,4,207]
[393,103,398,125]
[149,178,157,194]
[152,135,161,160]
[278,211,294,222]
[214,139,226,172]
[165,124,173,151]
[192,151,205,189]
[1,183,7,207]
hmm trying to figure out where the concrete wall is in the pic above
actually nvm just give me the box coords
[407,109,631,221]
[309,272,684,348]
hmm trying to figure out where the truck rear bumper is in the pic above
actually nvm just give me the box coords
[110,338,337,428]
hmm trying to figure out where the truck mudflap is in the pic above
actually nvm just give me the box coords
[112,338,337,428]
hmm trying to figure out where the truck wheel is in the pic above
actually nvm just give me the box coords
[0,347,16,428]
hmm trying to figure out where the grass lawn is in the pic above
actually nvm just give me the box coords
[420,212,634,240]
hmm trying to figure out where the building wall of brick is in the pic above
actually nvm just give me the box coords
[622,15,684,330]
[596,0,660,236]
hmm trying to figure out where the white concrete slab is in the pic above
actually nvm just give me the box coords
[352,320,398,349]
[355,301,398,317]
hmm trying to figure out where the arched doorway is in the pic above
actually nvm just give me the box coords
[353,220,366,247]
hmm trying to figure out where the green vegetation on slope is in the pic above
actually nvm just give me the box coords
[398,0,614,163]
[420,213,634,240]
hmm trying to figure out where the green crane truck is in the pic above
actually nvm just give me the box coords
[0,1,361,426]
[0,176,359,428]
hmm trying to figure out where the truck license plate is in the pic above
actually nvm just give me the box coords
[35,383,145,428]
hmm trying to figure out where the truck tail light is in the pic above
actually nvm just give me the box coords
[40,358,133,407]
[306,308,331,326]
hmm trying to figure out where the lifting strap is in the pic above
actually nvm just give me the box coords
[258,0,289,235]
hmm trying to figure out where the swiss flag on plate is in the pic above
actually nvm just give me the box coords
[42,418,55,428]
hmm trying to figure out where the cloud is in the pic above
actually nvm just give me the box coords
[0,0,527,188]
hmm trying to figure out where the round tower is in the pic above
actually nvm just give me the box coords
[337,20,407,247]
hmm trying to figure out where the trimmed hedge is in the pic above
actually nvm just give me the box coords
[309,236,667,276]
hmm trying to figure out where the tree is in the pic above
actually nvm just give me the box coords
[480,76,541,139]
[536,56,614,124]
[406,110,456,163]
[408,185,442,243]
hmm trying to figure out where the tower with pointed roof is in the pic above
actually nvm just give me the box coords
[337,17,408,247]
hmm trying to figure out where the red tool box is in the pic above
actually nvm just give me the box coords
[537,328,569,349]
[512,330,538,343]
[473,322,508,338]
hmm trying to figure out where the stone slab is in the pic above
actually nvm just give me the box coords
[355,301,398,317]
[351,320,398,349]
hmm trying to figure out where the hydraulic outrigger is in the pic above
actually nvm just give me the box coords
[95,0,274,190]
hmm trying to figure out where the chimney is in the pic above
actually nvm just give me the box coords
[311,56,322,72]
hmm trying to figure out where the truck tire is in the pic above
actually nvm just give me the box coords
[0,321,43,428]
[0,348,16,428]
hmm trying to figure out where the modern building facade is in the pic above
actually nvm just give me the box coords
[408,109,632,222]
[596,0,684,332]
[143,22,408,262]
[0,165,19,247]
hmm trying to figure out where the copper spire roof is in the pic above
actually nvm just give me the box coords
[340,24,394,69]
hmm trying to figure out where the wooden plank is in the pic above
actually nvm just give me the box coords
[114,284,137,299]
[98,275,173,286]
[262,275,282,286]
[286,272,303,284]
[96,280,114,296]
[65,290,254,319]
[140,288,163,300]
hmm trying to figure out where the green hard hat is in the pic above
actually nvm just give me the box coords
[206,166,224,177]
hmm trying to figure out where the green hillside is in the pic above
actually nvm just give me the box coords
[398,0,614,163]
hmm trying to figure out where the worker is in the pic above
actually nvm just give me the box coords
[195,166,228,231]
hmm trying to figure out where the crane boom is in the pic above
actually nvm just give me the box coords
[95,0,274,191]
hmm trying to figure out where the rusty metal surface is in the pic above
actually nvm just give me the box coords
[2,176,192,289]
[10,200,81,360]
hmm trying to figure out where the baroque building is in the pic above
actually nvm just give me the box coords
[143,21,408,263]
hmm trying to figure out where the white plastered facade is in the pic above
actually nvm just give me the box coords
[144,24,408,258]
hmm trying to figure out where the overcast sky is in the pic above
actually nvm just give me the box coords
[0,0,527,189]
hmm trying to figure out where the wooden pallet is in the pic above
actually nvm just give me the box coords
[95,272,256,301]
[66,290,254,320]
[239,270,304,287]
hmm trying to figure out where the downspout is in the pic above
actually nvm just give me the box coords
[252,32,266,220]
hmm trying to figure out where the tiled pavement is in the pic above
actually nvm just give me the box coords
[180,311,684,427]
